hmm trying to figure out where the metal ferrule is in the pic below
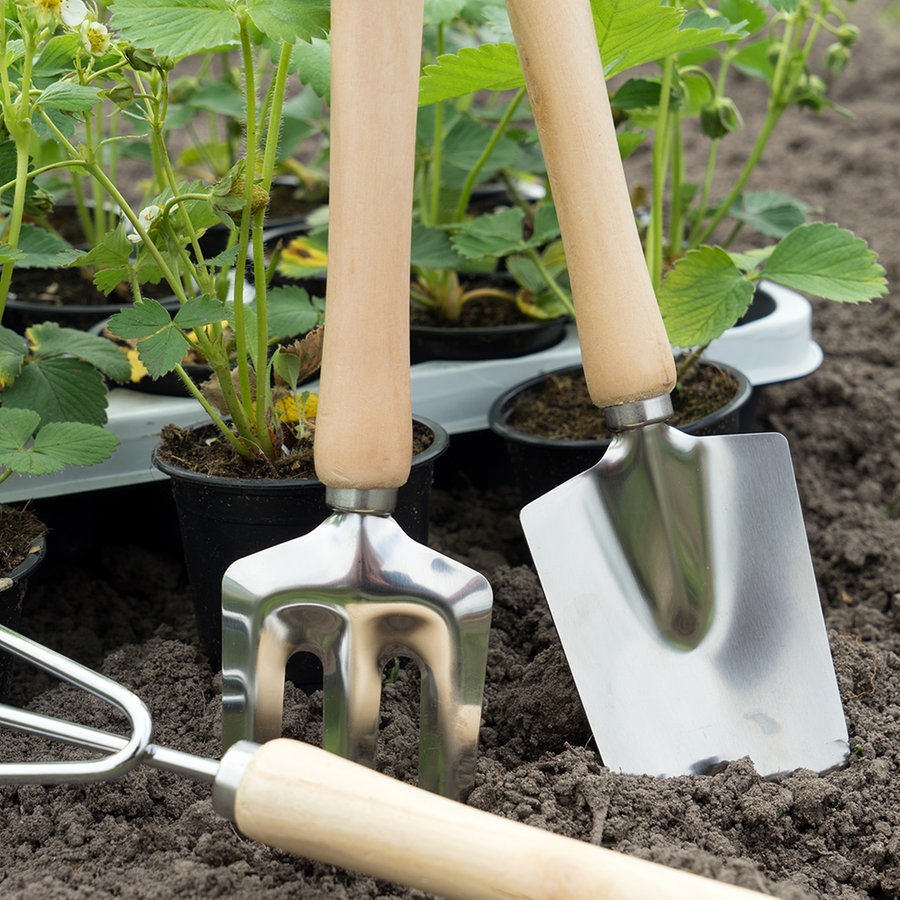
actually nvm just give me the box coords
[325,487,398,516]
[603,394,674,432]
[212,740,260,822]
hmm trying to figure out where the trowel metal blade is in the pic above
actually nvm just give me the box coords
[520,425,849,778]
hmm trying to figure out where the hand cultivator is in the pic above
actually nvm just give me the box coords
[0,623,768,899]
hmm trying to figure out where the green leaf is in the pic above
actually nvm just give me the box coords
[452,205,557,261]
[33,34,81,76]
[110,0,238,59]
[0,327,27,387]
[762,223,888,303]
[173,295,227,330]
[452,207,527,260]
[29,422,118,469]
[264,287,324,342]
[440,114,521,184]
[770,0,799,13]
[180,79,245,118]
[0,416,118,476]
[424,0,469,26]
[418,0,743,105]
[1,357,111,425]
[11,224,80,269]
[419,43,523,106]
[505,254,543,294]
[611,78,667,110]
[728,191,812,238]
[107,295,225,378]
[728,246,774,274]
[246,0,329,43]
[133,327,191,379]
[617,129,646,159]
[272,348,301,389]
[108,298,174,341]
[292,36,331,101]
[77,226,138,294]
[38,81,104,112]
[732,39,776,81]
[719,0,768,35]
[26,323,133,383]
[0,408,41,451]
[411,224,463,269]
[0,242,26,266]
[532,203,561,245]
[595,0,746,78]
[658,246,756,347]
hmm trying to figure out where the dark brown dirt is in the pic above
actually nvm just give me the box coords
[0,2,898,897]
[410,292,536,327]
[154,420,435,481]
[0,508,46,577]
[505,359,738,441]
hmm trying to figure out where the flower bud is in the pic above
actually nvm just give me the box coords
[104,83,135,106]
[836,24,860,46]
[793,73,828,111]
[824,42,852,76]
[228,178,270,217]
[125,46,167,73]
[700,97,743,140]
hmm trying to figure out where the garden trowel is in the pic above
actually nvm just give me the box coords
[506,0,849,778]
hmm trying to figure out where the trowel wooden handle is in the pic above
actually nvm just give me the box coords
[233,739,766,900]
[313,0,422,489]
[506,0,676,408]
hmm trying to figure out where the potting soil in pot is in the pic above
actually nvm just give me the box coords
[1,1,899,896]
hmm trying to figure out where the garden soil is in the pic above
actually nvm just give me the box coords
[1,3,899,897]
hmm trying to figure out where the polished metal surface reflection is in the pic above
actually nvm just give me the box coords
[520,423,849,778]
[0,623,220,785]
[221,508,493,801]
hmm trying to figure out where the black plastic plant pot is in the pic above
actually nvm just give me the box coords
[488,360,753,505]
[152,416,449,674]
[4,289,181,334]
[0,532,47,697]
[410,316,569,364]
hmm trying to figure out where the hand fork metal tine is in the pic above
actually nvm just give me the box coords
[220,491,493,801]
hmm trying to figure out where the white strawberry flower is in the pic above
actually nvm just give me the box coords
[80,20,110,55]
[127,205,164,244]
[32,0,88,28]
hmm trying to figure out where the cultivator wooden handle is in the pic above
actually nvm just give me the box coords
[230,738,767,900]
[313,0,422,490]
[505,0,676,409]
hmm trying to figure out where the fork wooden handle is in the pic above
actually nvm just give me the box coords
[506,0,676,408]
[313,0,422,489]
[231,738,768,900]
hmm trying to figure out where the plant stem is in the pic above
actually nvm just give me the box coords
[0,16,36,322]
[231,19,258,424]
[524,247,575,316]
[667,113,684,262]
[647,56,675,290]
[453,87,527,222]
[250,40,294,452]
[688,9,810,249]
[674,342,708,381]
[428,23,445,226]
[171,363,252,457]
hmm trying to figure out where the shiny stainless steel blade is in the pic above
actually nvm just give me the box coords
[221,509,493,800]
[520,425,849,778]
